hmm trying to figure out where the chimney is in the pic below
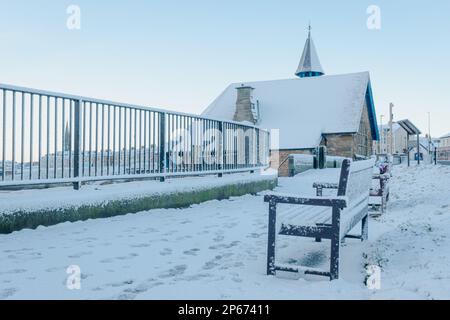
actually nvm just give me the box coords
[234,85,257,124]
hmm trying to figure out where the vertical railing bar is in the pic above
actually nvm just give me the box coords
[12,91,16,181]
[82,101,86,177]
[123,107,127,175]
[171,115,174,173]
[205,119,210,171]
[101,103,105,176]
[73,99,82,190]
[177,115,180,172]
[118,107,122,175]
[88,101,92,177]
[197,119,200,172]
[182,115,185,172]
[207,119,210,171]
[38,95,42,179]
[69,100,73,178]
[127,108,131,173]
[143,111,147,174]
[175,115,178,173]
[29,93,34,180]
[46,96,50,179]
[61,98,66,179]
[21,93,25,180]
[54,97,58,179]
[1,90,6,181]
[152,112,156,173]
[190,117,193,172]
[173,114,175,173]
[184,116,187,172]
[206,119,210,171]
[139,109,142,174]
[179,115,182,172]
[112,106,116,176]
[134,108,137,174]
[159,112,166,179]
[171,114,174,173]
[95,102,99,177]
[107,104,111,176]
[167,115,170,173]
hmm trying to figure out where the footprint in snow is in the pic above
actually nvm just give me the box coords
[160,248,173,256]
[68,251,93,259]
[183,248,200,256]
[0,288,17,299]
[209,241,240,250]
[159,265,187,278]
[130,243,151,248]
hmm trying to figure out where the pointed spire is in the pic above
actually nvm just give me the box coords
[295,24,325,78]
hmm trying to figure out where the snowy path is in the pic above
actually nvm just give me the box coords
[1,165,450,299]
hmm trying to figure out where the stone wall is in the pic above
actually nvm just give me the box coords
[323,134,355,159]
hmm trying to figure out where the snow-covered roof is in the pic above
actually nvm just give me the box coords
[295,30,324,76]
[440,132,450,139]
[203,72,377,149]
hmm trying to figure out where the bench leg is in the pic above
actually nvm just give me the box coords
[267,200,277,276]
[330,207,341,281]
[316,187,323,197]
[361,215,369,241]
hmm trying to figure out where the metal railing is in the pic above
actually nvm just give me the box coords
[0,83,270,189]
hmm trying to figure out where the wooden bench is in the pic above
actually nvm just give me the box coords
[369,173,390,214]
[264,159,375,280]
[369,155,392,214]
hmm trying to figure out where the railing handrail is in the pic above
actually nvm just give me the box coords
[0,82,267,132]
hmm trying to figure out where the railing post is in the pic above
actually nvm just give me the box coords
[218,121,223,177]
[73,99,82,190]
[159,112,166,182]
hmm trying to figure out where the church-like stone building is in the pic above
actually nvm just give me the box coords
[202,28,380,176]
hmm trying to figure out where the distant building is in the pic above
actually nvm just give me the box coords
[202,27,380,176]
[377,121,412,155]
[408,137,435,163]
[438,133,450,160]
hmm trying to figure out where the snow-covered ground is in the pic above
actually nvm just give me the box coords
[1,164,450,300]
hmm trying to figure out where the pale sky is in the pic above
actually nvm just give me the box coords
[1,0,449,137]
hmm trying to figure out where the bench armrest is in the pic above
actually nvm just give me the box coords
[372,173,391,181]
[313,182,339,197]
[264,193,347,209]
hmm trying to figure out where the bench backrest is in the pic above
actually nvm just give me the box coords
[337,159,375,206]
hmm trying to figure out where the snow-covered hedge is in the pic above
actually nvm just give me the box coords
[0,173,278,234]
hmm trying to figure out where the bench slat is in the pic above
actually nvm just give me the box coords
[279,224,333,239]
